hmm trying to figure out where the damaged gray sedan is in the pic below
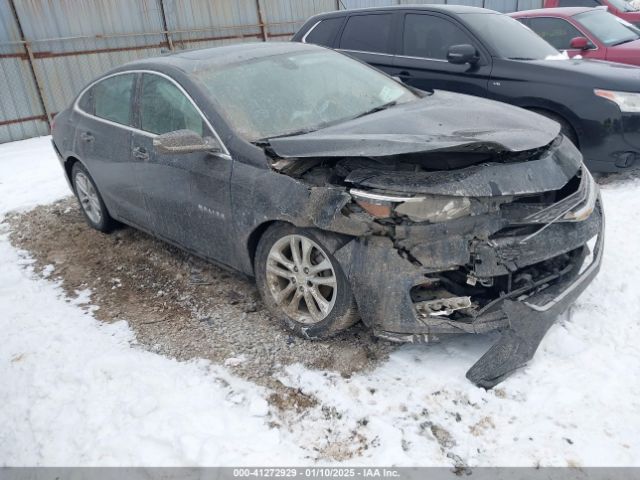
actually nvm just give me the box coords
[51,42,603,387]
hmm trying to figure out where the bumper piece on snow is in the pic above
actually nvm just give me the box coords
[467,228,603,388]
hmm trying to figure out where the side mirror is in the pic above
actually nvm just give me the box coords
[447,44,480,65]
[569,36,592,50]
[153,129,221,154]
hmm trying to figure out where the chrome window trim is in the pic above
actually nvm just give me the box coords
[336,48,395,57]
[301,20,322,43]
[396,54,449,62]
[73,69,231,157]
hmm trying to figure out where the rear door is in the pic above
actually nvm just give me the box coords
[130,72,233,260]
[73,72,146,225]
[393,12,492,96]
[336,12,398,75]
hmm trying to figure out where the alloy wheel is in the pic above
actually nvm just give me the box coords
[266,234,337,324]
[75,171,102,224]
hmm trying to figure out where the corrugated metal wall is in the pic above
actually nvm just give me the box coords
[0,0,543,144]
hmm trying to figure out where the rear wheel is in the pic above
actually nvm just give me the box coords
[255,223,359,339]
[71,162,117,233]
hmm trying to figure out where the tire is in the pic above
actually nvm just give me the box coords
[528,108,579,147]
[255,223,359,339]
[71,162,117,233]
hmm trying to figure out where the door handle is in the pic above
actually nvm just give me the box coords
[398,70,411,78]
[80,132,94,142]
[132,146,149,160]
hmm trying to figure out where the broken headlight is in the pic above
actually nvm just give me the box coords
[350,189,472,222]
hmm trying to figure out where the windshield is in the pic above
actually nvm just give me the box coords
[462,13,560,60]
[193,50,417,141]
[575,10,640,45]
[608,0,638,12]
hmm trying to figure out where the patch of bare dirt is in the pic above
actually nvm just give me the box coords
[7,197,396,395]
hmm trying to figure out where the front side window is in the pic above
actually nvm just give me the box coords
[339,14,393,53]
[305,17,344,47]
[527,17,585,50]
[92,74,135,126]
[575,10,640,45]
[139,74,204,136]
[462,12,560,60]
[403,14,475,60]
[193,49,417,141]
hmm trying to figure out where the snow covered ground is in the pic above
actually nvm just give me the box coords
[1,136,639,466]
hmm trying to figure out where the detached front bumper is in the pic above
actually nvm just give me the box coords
[334,198,604,388]
[466,223,603,388]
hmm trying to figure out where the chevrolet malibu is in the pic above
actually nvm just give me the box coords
[51,43,604,388]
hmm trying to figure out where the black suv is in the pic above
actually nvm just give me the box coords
[293,5,640,173]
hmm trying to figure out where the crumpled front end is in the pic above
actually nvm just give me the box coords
[263,130,603,388]
[327,138,604,388]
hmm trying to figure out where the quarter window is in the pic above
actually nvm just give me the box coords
[77,88,94,114]
[92,74,135,126]
[305,17,344,47]
[403,14,475,60]
[139,74,204,136]
[339,14,393,54]
[527,17,585,50]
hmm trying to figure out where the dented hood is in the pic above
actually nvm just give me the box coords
[267,90,561,158]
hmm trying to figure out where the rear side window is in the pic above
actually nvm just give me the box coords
[527,17,584,50]
[339,14,393,54]
[304,17,344,47]
[402,14,475,60]
[139,74,204,136]
[92,74,135,126]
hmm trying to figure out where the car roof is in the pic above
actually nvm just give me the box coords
[117,41,324,73]
[316,4,497,15]
[510,7,596,17]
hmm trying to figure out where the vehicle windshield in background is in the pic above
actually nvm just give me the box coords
[576,10,640,45]
[608,0,638,12]
[194,50,417,141]
[463,12,561,60]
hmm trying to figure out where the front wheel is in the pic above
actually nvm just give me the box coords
[528,108,579,147]
[255,224,359,339]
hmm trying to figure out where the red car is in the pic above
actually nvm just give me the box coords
[511,7,640,66]
[543,0,640,26]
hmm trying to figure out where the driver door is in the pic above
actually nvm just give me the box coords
[393,12,492,97]
[524,17,603,60]
[131,72,233,262]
